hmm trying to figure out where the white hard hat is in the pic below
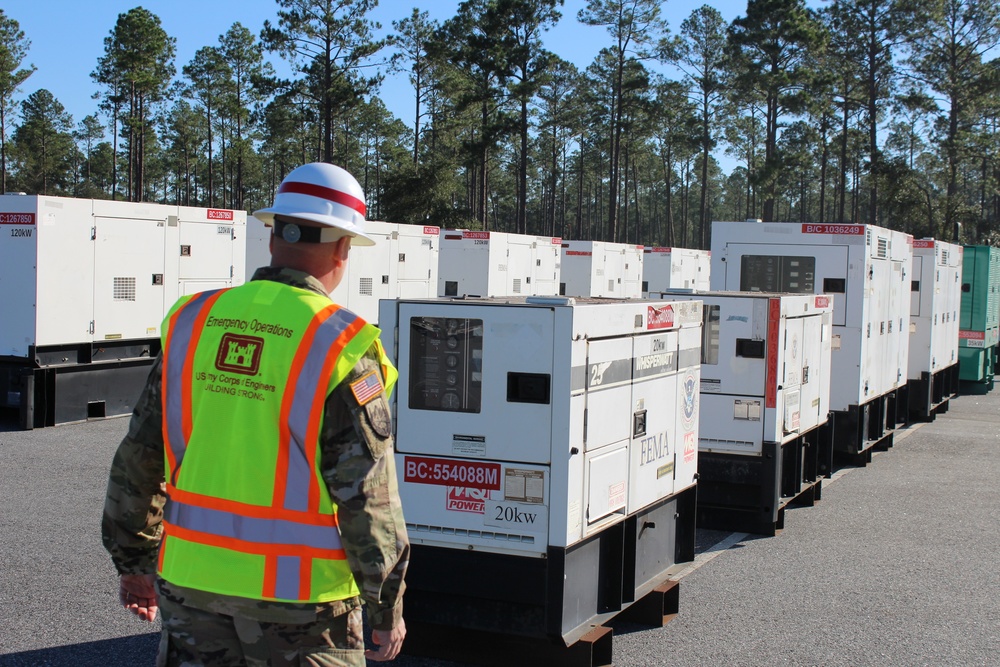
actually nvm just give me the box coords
[253,162,375,246]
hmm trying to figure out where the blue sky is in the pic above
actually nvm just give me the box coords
[4,0,754,136]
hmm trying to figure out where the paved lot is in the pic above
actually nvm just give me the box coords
[1,387,998,666]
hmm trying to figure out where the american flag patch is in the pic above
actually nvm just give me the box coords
[349,371,383,406]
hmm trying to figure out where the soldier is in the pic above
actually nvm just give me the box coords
[102,163,409,666]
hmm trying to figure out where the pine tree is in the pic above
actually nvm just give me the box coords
[0,10,35,194]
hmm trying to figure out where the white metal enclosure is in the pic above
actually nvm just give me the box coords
[653,289,835,533]
[906,239,962,418]
[655,291,833,455]
[380,295,702,554]
[560,240,644,298]
[643,247,711,295]
[532,235,562,296]
[711,221,912,455]
[437,230,561,298]
[0,195,245,427]
[329,221,439,324]
[909,239,962,380]
[378,295,701,644]
[0,195,245,358]
[244,214,271,281]
[710,221,911,411]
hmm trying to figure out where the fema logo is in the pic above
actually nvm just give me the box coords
[682,373,697,426]
[215,333,264,375]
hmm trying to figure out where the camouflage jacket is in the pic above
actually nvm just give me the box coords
[101,266,409,630]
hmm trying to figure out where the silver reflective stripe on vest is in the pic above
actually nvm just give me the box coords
[164,499,344,551]
[282,307,360,512]
[165,290,223,476]
[275,555,302,600]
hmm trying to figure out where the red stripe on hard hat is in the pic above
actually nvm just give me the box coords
[277,181,366,217]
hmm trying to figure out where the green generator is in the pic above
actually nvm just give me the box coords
[958,245,1000,387]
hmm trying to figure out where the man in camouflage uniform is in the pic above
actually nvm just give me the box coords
[102,163,408,666]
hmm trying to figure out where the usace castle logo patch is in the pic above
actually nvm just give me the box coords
[215,333,265,375]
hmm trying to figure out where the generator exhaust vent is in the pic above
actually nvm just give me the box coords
[113,277,137,301]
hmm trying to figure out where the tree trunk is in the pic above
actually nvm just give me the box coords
[479,100,489,229]
[838,96,848,222]
[0,104,6,194]
[518,97,528,235]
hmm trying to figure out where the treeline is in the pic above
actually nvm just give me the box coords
[1,0,999,248]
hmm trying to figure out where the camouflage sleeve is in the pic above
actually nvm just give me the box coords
[101,354,167,576]
[320,346,409,632]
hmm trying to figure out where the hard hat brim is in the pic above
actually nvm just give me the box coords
[253,208,376,247]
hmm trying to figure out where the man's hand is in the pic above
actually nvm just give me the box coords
[366,618,406,662]
[119,573,159,623]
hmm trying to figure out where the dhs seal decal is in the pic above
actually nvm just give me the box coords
[682,373,697,427]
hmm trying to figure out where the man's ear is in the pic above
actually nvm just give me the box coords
[334,235,352,261]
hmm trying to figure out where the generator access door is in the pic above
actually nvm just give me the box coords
[396,228,438,295]
[627,330,679,514]
[505,235,535,296]
[344,232,395,323]
[796,313,827,433]
[780,316,804,434]
[177,219,237,295]
[92,217,167,342]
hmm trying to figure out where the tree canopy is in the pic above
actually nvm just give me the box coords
[4,0,1000,246]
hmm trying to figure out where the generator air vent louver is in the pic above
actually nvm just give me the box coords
[359,277,373,295]
[406,522,535,544]
[876,238,888,258]
[941,250,949,265]
[700,438,755,450]
[513,278,522,293]
[113,277,136,301]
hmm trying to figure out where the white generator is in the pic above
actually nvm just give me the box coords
[378,295,701,646]
[0,195,245,428]
[643,247,711,295]
[653,290,833,534]
[711,221,912,458]
[330,221,439,324]
[533,234,562,296]
[907,239,962,419]
[886,229,914,418]
[560,240,644,298]
[438,230,561,298]
[245,213,271,282]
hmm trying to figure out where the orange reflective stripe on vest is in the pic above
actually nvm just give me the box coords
[275,305,366,513]
[162,288,226,484]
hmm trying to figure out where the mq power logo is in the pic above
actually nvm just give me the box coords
[647,304,674,330]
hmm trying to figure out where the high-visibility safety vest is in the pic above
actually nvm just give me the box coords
[156,280,397,603]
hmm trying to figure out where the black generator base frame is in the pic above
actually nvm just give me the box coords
[830,394,895,462]
[0,339,159,430]
[907,363,959,422]
[696,430,824,537]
